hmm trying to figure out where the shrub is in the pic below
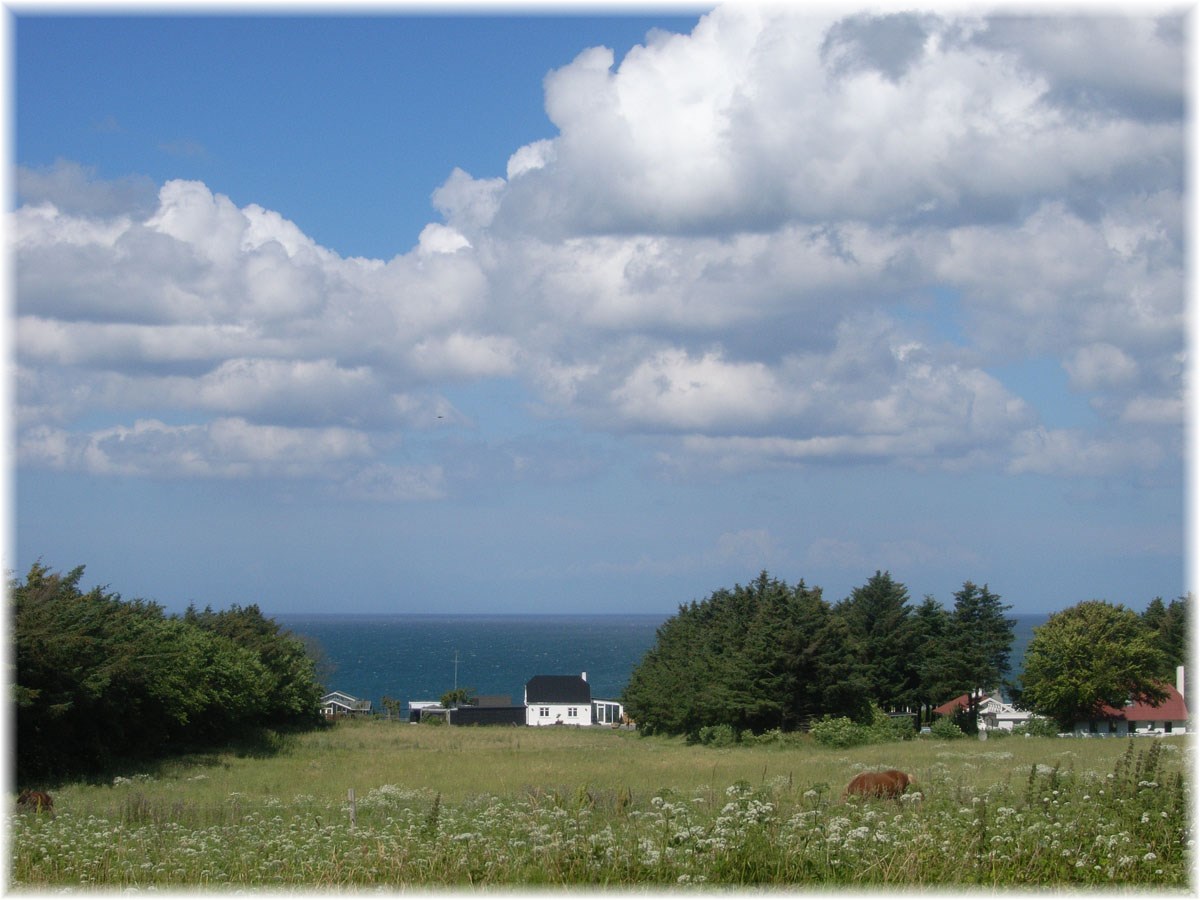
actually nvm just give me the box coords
[930,717,966,740]
[1013,716,1059,738]
[694,723,740,747]
[810,716,873,748]
[869,706,916,742]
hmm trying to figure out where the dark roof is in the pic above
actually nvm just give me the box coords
[526,675,591,704]
[475,694,513,708]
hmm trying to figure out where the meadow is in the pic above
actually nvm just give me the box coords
[9,719,1192,889]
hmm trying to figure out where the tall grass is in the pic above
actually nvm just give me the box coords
[10,720,1192,888]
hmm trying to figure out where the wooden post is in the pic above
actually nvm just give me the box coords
[348,788,357,830]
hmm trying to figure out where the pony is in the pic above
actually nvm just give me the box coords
[843,769,914,800]
[17,790,53,814]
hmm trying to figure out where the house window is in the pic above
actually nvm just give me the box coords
[568,707,578,717]
[539,707,549,717]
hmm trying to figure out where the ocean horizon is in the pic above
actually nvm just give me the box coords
[279,612,1050,716]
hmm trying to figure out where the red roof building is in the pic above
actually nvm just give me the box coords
[1094,683,1188,724]
[1074,669,1190,736]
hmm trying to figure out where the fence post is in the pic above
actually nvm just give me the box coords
[348,788,357,830]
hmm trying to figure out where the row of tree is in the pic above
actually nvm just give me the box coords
[621,570,1188,737]
[13,562,325,781]
[621,571,1013,736]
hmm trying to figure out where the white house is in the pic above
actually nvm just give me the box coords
[320,691,372,718]
[933,690,1034,732]
[525,673,592,726]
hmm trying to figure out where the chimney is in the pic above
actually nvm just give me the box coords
[581,671,588,682]
[1177,665,1185,697]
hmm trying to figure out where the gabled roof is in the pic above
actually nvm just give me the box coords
[1096,683,1188,722]
[933,692,985,716]
[526,675,591,704]
[321,691,371,711]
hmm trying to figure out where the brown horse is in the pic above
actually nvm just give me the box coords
[843,769,914,800]
[17,790,53,814]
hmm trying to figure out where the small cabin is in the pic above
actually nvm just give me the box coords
[320,691,372,718]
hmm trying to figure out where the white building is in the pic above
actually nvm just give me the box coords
[525,673,592,726]
[934,690,1034,732]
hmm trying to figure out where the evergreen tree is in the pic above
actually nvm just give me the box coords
[184,603,323,725]
[911,594,952,723]
[622,572,860,736]
[13,562,324,781]
[936,581,1016,730]
[1141,594,1189,678]
[834,571,919,711]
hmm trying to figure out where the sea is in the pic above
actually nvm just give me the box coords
[278,612,1050,716]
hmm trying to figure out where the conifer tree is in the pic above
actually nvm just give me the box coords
[622,572,860,736]
[834,571,919,712]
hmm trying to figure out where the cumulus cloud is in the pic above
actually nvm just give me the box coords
[19,417,372,479]
[13,6,1184,494]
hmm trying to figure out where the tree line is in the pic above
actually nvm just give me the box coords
[12,562,325,781]
[621,570,1187,738]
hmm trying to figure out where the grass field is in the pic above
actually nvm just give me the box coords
[9,719,1193,888]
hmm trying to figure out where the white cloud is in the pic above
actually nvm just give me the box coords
[17,160,157,218]
[1007,427,1165,477]
[610,348,783,431]
[506,140,556,180]
[1065,343,1138,392]
[409,332,519,380]
[19,417,372,479]
[417,223,471,255]
[12,7,1185,492]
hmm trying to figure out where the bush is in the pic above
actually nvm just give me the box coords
[930,717,966,740]
[810,706,917,748]
[694,723,740,747]
[1013,715,1059,737]
[869,706,916,742]
[744,728,792,747]
[810,716,874,748]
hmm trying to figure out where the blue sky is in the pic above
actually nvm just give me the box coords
[11,6,1187,616]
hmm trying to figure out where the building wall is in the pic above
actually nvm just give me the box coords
[1072,718,1187,736]
[526,702,590,727]
[449,706,526,726]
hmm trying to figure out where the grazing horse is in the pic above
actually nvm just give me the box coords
[843,769,914,800]
[17,790,53,814]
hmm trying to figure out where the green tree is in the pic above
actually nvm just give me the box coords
[380,696,404,720]
[911,594,952,723]
[1020,600,1169,730]
[622,572,861,736]
[439,687,476,708]
[1141,595,1189,678]
[834,571,918,711]
[13,562,323,781]
[921,582,1014,731]
[183,603,323,726]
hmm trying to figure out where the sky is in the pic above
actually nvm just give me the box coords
[9,3,1188,616]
